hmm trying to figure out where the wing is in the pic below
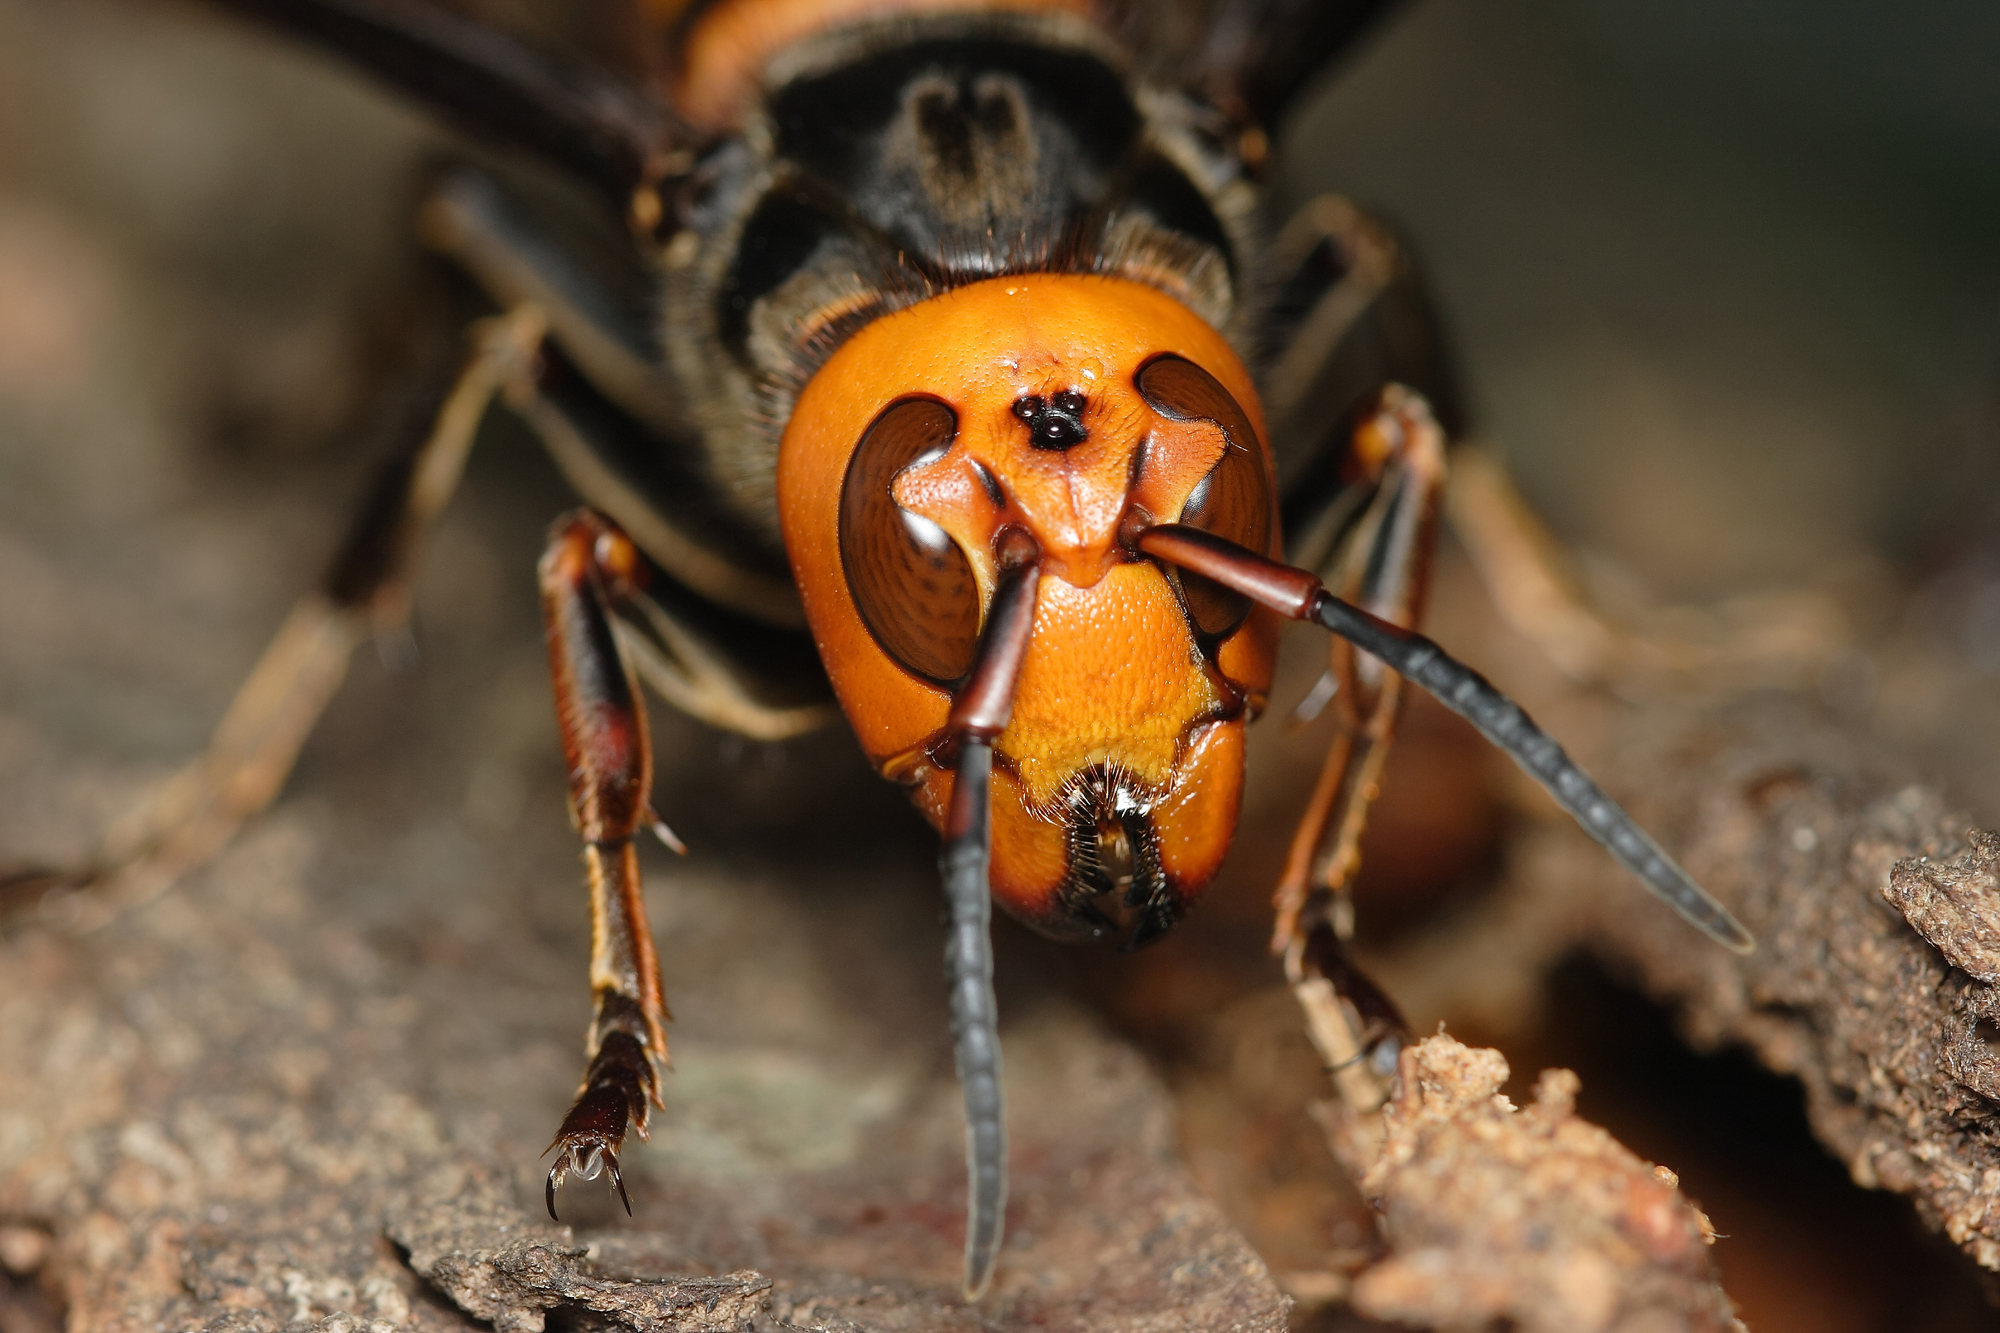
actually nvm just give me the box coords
[207,0,682,203]
[1190,0,1405,130]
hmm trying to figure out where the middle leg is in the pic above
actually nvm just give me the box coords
[1271,387,1448,958]
[1270,390,1443,1115]
[1255,194,1460,1115]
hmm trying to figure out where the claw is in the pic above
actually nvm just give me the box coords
[544,1136,634,1219]
[607,1152,632,1214]
[543,1029,656,1220]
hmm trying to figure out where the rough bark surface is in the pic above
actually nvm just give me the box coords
[0,809,1291,1333]
[1887,830,2000,986]
[1549,695,2000,1276]
[1330,1035,1740,1333]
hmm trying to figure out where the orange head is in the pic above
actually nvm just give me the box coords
[778,274,1279,944]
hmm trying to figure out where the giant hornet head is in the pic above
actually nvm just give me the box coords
[780,273,1278,947]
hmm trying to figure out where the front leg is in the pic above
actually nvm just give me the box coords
[539,510,674,1217]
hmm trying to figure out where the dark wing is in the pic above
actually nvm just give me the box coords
[1191,0,1406,130]
[208,0,680,203]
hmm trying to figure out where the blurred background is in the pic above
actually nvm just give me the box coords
[0,1,1995,1330]
[1295,0,2000,597]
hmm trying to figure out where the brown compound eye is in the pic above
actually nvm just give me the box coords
[1136,354,1275,639]
[839,397,981,684]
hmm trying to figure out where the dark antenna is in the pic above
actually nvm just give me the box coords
[940,536,1041,1298]
[941,740,1006,1299]
[1136,523,1755,954]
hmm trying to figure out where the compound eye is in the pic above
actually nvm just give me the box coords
[1137,355,1275,640]
[840,397,982,684]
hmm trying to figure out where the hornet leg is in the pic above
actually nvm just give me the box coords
[538,509,677,1219]
[1267,390,1443,1112]
[1445,445,1848,693]
[1271,386,1448,958]
[4,307,546,930]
